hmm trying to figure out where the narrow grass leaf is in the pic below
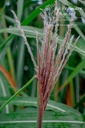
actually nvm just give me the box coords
[57,59,85,94]
[17,0,24,20]
[0,73,13,114]
[0,76,35,111]
[0,78,9,114]
[16,38,25,88]
[22,0,55,25]
[78,0,85,5]
[74,93,85,108]
[0,96,83,114]
[0,26,85,57]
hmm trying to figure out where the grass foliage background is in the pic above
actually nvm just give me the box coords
[0,0,85,127]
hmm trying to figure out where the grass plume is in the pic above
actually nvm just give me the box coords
[12,2,79,128]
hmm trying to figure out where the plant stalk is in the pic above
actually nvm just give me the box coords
[37,106,43,128]
[37,83,44,128]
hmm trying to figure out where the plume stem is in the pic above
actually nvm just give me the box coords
[37,81,44,128]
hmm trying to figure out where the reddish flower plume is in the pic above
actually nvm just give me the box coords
[12,3,79,128]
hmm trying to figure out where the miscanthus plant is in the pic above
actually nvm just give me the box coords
[12,2,79,128]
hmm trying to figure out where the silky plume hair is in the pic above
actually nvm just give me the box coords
[12,3,79,128]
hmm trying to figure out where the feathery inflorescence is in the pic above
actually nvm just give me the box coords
[12,3,79,128]
[36,6,79,112]
[11,10,37,70]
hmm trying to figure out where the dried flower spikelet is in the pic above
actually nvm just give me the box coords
[11,3,80,128]
[12,5,79,111]
[11,10,37,71]
[37,5,79,111]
